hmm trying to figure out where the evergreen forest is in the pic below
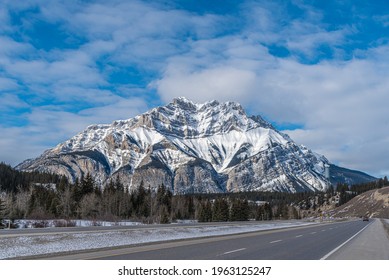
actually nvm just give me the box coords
[1,162,387,228]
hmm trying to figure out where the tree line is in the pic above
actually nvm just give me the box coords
[0,172,275,225]
[0,162,63,193]
[0,163,305,225]
[336,176,389,207]
[1,162,387,227]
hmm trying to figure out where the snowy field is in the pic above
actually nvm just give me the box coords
[1,219,142,228]
[0,220,314,259]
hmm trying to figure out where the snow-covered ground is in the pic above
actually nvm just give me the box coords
[0,220,314,259]
[3,219,141,228]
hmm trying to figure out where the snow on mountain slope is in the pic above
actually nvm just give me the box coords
[16,97,375,194]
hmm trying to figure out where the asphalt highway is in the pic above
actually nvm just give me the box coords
[39,219,376,260]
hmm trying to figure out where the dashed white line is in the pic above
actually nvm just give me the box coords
[270,240,283,244]
[295,235,303,238]
[311,232,317,234]
[220,248,246,255]
[321,229,326,232]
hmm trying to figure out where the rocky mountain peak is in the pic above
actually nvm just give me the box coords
[170,96,198,111]
[142,98,271,137]
[16,97,376,194]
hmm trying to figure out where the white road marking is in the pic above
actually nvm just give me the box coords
[320,223,371,260]
[295,235,303,238]
[311,232,317,234]
[221,248,246,255]
[270,240,282,244]
[321,230,326,232]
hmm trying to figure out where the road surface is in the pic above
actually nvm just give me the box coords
[326,218,389,259]
[35,219,389,260]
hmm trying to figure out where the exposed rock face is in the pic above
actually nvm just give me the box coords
[331,186,389,218]
[17,97,376,194]
[173,159,225,194]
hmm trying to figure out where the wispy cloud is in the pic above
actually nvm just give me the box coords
[153,1,389,177]
[0,96,148,163]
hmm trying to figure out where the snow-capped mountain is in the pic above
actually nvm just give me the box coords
[17,97,375,194]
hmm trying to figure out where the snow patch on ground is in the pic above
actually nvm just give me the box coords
[0,221,313,259]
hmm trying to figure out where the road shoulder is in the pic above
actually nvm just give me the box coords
[326,219,389,260]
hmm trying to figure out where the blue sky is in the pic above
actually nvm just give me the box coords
[1,0,389,177]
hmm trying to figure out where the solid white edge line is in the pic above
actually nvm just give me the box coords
[320,223,371,260]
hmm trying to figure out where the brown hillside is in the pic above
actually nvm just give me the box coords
[331,186,389,218]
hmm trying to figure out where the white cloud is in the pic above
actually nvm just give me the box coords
[0,7,12,34]
[0,36,32,56]
[0,93,28,112]
[1,0,388,179]
[373,14,389,27]
[153,26,389,177]
[0,97,148,166]
[156,66,257,103]
[2,50,104,87]
[0,77,19,91]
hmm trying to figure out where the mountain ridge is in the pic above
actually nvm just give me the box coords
[17,97,376,194]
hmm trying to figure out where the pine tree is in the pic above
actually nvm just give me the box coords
[81,173,95,197]
[212,198,229,222]
[229,199,239,221]
[264,203,273,220]
[240,199,250,221]
[58,187,73,219]
[114,177,126,218]
[159,205,170,224]
[72,178,82,204]
[153,184,172,222]
[197,200,212,222]
[104,179,116,195]
[0,197,6,227]
[255,204,266,221]
[141,187,151,218]
[137,182,147,216]
[275,203,288,219]
[57,176,68,193]
[186,196,195,219]
[115,176,124,193]
[230,199,249,221]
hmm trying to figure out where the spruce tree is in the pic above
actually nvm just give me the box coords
[264,203,273,220]
[256,204,265,221]
[115,176,124,193]
[256,203,273,220]
[230,199,250,221]
[81,173,95,197]
[212,198,229,222]
[0,197,6,227]
[197,201,212,222]
[229,199,240,221]
[72,178,82,204]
